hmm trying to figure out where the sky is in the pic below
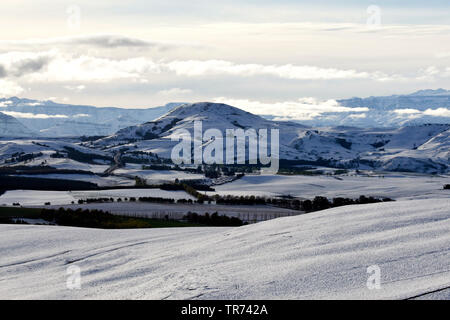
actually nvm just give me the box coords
[0,0,449,114]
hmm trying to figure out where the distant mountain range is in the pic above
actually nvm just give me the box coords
[1,89,449,138]
[0,99,448,173]
[91,102,450,174]
[0,97,183,137]
[333,89,450,127]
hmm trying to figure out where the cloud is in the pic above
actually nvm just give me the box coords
[165,59,398,81]
[213,97,369,121]
[0,100,13,107]
[2,45,449,91]
[423,108,450,117]
[0,65,6,78]
[393,109,421,115]
[0,51,51,78]
[394,108,450,117]
[435,52,450,58]
[158,88,193,96]
[0,34,178,50]
[348,113,367,119]
[23,52,160,82]
[73,113,90,118]
[2,111,68,119]
[0,79,24,97]
[64,85,86,92]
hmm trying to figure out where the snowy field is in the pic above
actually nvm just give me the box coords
[114,168,204,183]
[208,173,450,200]
[0,198,449,299]
[17,174,134,187]
[0,188,196,206]
[44,202,299,222]
[0,190,77,206]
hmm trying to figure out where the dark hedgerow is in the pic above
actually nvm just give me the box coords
[184,212,245,226]
[38,208,201,229]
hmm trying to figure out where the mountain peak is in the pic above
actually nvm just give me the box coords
[166,102,254,118]
[409,88,449,96]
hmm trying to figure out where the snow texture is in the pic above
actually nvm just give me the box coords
[0,198,449,299]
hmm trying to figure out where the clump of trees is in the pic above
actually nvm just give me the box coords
[138,197,175,204]
[134,176,147,187]
[4,152,43,164]
[184,212,245,226]
[40,208,117,228]
[444,184,450,190]
[209,193,393,213]
[296,195,393,212]
[77,198,114,204]
[215,195,266,205]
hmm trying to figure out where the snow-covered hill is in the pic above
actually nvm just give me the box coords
[93,102,450,173]
[1,198,449,299]
[0,112,35,137]
[0,97,182,137]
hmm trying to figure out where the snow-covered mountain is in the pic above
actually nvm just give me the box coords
[0,112,35,137]
[0,97,183,137]
[329,89,450,127]
[2,89,449,138]
[93,102,450,174]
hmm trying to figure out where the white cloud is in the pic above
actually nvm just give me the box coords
[348,113,367,119]
[64,85,86,92]
[73,113,90,118]
[435,52,450,59]
[0,100,13,107]
[2,111,68,119]
[0,50,160,83]
[213,97,369,121]
[29,54,160,82]
[423,108,450,117]
[2,49,447,89]
[165,59,397,81]
[0,79,24,97]
[393,109,421,115]
[393,108,450,118]
[158,88,193,96]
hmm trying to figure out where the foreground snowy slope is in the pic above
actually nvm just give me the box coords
[0,198,449,299]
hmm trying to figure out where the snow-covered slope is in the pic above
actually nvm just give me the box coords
[93,102,450,173]
[0,97,182,137]
[0,198,449,299]
[0,112,35,137]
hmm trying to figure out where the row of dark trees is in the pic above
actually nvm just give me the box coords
[183,212,245,226]
[40,208,115,228]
